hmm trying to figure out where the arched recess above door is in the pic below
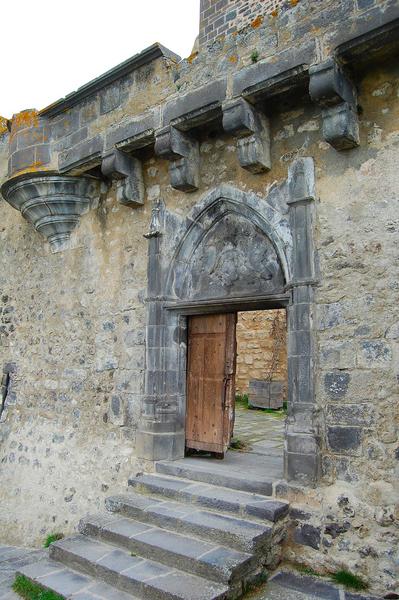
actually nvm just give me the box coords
[164,183,293,303]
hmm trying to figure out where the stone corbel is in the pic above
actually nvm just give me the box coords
[101,148,144,207]
[154,126,199,192]
[1,174,102,253]
[222,98,271,173]
[309,58,359,150]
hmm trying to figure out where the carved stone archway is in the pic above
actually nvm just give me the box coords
[137,158,320,486]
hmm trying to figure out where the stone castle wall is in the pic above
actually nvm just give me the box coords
[199,0,285,46]
[0,0,398,593]
[235,310,287,396]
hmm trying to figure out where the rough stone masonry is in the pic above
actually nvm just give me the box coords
[0,0,398,596]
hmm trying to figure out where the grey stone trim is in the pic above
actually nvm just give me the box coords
[232,41,317,100]
[222,98,271,173]
[155,126,200,192]
[309,59,359,150]
[58,135,104,174]
[162,79,227,129]
[101,148,144,207]
[105,110,159,152]
[137,174,319,486]
[40,43,181,118]
[1,174,102,252]
[333,6,399,66]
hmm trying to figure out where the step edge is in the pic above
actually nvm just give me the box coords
[104,494,273,552]
[129,472,289,506]
[49,535,231,597]
[78,516,255,584]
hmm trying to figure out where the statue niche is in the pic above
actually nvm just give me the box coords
[180,212,285,300]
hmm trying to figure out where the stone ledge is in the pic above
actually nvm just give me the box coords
[40,43,181,118]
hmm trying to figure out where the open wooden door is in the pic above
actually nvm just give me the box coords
[185,313,237,457]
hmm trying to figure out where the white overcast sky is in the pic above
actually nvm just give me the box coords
[1,0,200,119]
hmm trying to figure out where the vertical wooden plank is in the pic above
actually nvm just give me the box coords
[223,313,237,450]
[186,313,236,454]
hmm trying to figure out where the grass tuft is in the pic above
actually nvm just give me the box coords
[250,50,259,63]
[229,437,249,451]
[235,393,249,408]
[330,570,368,590]
[293,563,321,578]
[43,533,64,548]
[13,574,64,600]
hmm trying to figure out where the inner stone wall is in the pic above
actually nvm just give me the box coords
[235,310,287,396]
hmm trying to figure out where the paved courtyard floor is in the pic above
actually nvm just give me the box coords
[0,545,46,599]
[233,404,285,457]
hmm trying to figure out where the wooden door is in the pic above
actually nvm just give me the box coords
[186,313,237,456]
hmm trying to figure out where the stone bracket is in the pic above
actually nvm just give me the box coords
[1,174,102,253]
[309,58,359,150]
[222,99,271,173]
[154,126,199,192]
[101,148,144,207]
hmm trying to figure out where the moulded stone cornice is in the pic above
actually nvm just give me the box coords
[1,173,102,253]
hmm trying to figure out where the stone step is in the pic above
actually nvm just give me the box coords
[105,491,273,553]
[49,534,230,600]
[128,473,289,523]
[17,558,138,599]
[155,455,283,495]
[78,512,255,585]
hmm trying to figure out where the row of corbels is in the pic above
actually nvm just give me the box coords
[100,58,359,207]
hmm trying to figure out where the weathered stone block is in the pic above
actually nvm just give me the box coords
[286,451,320,486]
[10,147,35,172]
[309,59,359,150]
[287,157,316,203]
[324,371,350,400]
[293,523,321,549]
[162,79,227,127]
[321,103,360,150]
[286,433,319,455]
[222,98,271,173]
[357,340,392,369]
[51,111,80,140]
[155,126,199,192]
[100,84,121,114]
[101,148,144,207]
[59,135,104,173]
[248,380,284,409]
[326,403,375,426]
[327,426,362,455]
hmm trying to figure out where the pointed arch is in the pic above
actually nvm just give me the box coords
[165,184,293,301]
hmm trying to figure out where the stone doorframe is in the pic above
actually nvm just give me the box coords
[137,157,320,486]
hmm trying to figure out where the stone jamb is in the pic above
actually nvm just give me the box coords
[137,170,319,486]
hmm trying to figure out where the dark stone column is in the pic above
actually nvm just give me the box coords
[136,201,185,460]
[285,158,320,486]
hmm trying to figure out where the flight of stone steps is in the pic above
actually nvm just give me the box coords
[17,465,289,599]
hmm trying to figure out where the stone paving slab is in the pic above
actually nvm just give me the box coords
[0,545,46,599]
[156,449,283,495]
[247,570,383,600]
[130,473,289,522]
[233,405,285,454]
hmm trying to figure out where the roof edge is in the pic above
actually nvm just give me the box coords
[39,43,181,118]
